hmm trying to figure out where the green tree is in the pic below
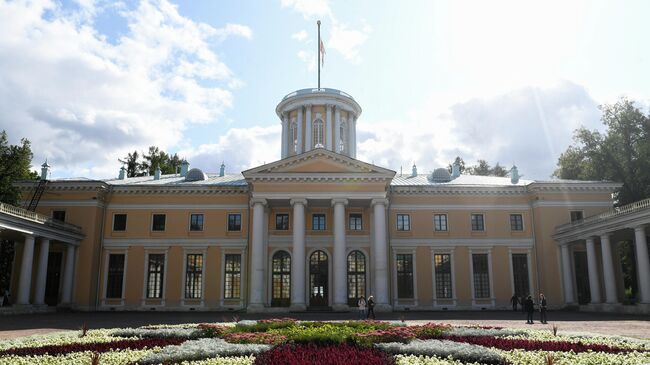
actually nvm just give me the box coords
[491,162,508,177]
[447,156,466,174]
[554,97,650,205]
[120,146,182,177]
[468,160,491,176]
[119,150,144,178]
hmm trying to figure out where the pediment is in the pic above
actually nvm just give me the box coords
[242,148,395,180]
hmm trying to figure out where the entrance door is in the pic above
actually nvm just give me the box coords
[45,252,63,306]
[309,250,328,307]
[573,251,591,305]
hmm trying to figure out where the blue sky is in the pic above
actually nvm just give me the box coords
[1,0,649,179]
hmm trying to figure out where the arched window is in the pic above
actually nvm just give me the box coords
[290,120,297,153]
[347,250,366,306]
[339,121,347,153]
[271,251,291,307]
[313,119,324,148]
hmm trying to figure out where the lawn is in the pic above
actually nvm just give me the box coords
[0,318,648,364]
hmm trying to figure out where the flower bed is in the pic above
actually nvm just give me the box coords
[253,343,395,365]
[0,337,186,357]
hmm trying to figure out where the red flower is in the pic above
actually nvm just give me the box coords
[0,337,186,357]
[253,343,395,365]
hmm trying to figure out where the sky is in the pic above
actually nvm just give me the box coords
[1,0,649,180]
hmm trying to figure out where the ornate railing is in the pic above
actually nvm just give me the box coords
[556,198,650,231]
[0,202,82,233]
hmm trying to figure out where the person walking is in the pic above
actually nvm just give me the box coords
[524,295,535,324]
[366,295,376,319]
[357,296,367,320]
[510,293,519,311]
[539,293,548,324]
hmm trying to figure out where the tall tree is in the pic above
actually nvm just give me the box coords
[554,98,650,205]
[468,160,491,176]
[447,156,466,174]
[119,150,143,178]
[491,162,508,177]
[119,146,183,177]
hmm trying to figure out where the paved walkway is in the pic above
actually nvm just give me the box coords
[0,310,648,340]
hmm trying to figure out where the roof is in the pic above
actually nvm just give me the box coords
[390,173,532,187]
[100,173,247,186]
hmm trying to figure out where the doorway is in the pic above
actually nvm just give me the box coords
[309,250,328,307]
[44,252,63,306]
[573,251,591,305]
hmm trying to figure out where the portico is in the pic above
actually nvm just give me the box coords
[554,198,650,313]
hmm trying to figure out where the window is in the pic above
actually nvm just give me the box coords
[434,214,448,231]
[512,253,530,297]
[152,214,166,231]
[228,213,241,231]
[190,214,204,231]
[272,251,291,306]
[146,254,165,298]
[275,214,289,230]
[349,213,362,231]
[312,214,326,230]
[347,251,366,306]
[52,210,66,222]
[396,254,414,298]
[434,254,452,299]
[185,254,203,299]
[113,214,127,231]
[313,119,324,147]
[397,214,410,231]
[290,120,297,153]
[339,122,346,152]
[472,254,490,298]
[570,210,583,222]
[510,214,524,231]
[106,254,125,298]
[471,214,485,231]
[224,254,241,299]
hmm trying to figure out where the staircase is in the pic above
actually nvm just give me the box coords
[25,179,48,211]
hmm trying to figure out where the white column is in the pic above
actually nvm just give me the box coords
[326,104,333,151]
[305,105,312,151]
[16,235,35,305]
[348,114,355,158]
[248,198,266,310]
[372,198,389,309]
[33,238,50,306]
[560,244,575,304]
[585,237,601,304]
[334,106,341,153]
[61,244,76,305]
[290,198,307,311]
[332,198,348,310]
[296,107,303,154]
[634,225,650,303]
[281,113,288,159]
[600,233,618,304]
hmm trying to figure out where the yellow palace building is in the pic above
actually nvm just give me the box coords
[3,87,650,314]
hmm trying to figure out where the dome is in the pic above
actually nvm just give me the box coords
[185,168,208,182]
[430,168,452,183]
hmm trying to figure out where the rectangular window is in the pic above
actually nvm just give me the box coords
[434,254,452,299]
[228,213,242,231]
[349,213,362,231]
[396,254,414,298]
[185,254,203,299]
[397,214,411,231]
[190,213,204,231]
[471,214,485,231]
[512,253,530,297]
[146,254,165,298]
[472,253,490,298]
[113,214,127,231]
[570,210,583,222]
[224,254,241,299]
[312,214,326,230]
[106,254,125,298]
[52,210,66,222]
[275,214,289,230]
[152,214,166,231]
[510,214,524,231]
[434,214,448,231]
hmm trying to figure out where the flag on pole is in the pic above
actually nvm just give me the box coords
[319,38,326,67]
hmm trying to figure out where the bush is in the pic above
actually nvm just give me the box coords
[352,326,417,347]
[136,338,270,365]
[253,343,395,365]
[275,324,356,345]
[233,319,297,333]
[376,339,504,365]
[198,324,232,338]
[412,323,451,339]
[223,332,287,345]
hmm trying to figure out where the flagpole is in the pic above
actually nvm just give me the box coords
[317,20,321,89]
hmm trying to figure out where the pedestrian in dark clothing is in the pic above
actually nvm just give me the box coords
[366,295,376,319]
[510,294,519,311]
[539,293,548,324]
[524,295,535,324]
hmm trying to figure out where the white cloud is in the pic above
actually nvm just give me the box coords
[281,0,331,19]
[327,22,371,64]
[297,50,316,71]
[291,29,308,42]
[0,0,250,178]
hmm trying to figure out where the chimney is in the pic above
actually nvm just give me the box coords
[219,162,225,177]
[118,166,126,180]
[40,160,50,180]
[154,166,161,180]
[180,160,190,177]
[451,161,460,179]
[411,164,417,177]
[510,165,521,184]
